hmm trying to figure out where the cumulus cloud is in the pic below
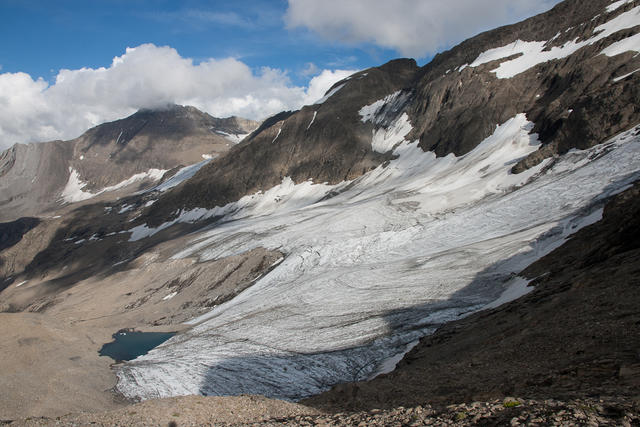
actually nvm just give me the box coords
[302,69,356,105]
[285,0,562,58]
[301,62,320,76]
[0,44,356,149]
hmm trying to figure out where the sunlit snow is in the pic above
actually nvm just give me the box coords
[60,167,166,204]
[116,100,640,402]
[306,111,317,130]
[469,6,640,78]
[607,0,635,13]
[613,67,640,81]
[148,159,211,193]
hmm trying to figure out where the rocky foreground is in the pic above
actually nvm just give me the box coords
[4,396,638,426]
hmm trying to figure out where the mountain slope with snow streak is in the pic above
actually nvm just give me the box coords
[116,106,640,400]
[141,0,640,226]
[0,105,257,221]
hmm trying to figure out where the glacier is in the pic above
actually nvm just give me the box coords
[115,108,640,402]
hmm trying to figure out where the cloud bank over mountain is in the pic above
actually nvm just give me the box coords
[0,44,355,149]
[285,0,561,57]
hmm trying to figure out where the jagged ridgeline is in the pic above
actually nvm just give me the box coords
[143,0,639,226]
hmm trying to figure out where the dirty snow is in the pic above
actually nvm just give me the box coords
[116,115,640,402]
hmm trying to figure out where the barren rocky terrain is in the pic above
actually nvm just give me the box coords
[1,0,639,425]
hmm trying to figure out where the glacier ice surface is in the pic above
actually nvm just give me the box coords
[116,111,640,402]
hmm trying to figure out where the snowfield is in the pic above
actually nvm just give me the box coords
[116,100,640,402]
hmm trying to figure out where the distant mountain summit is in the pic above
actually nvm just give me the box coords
[0,105,257,221]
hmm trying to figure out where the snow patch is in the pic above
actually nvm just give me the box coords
[163,292,178,301]
[271,128,282,144]
[359,91,410,125]
[60,168,166,204]
[470,6,640,78]
[102,169,166,193]
[60,168,94,203]
[370,113,413,153]
[484,276,533,309]
[214,130,250,144]
[119,204,134,214]
[306,111,317,130]
[369,340,419,379]
[601,32,640,56]
[613,67,640,81]
[607,0,634,12]
[148,159,211,193]
[131,176,339,243]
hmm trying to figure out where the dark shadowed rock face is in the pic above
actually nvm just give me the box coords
[0,217,40,253]
[143,0,639,226]
[0,105,257,222]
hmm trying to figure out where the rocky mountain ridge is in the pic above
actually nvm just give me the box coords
[0,105,257,221]
[141,0,639,226]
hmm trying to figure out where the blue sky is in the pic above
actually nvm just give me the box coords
[0,0,561,148]
[0,0,398,86]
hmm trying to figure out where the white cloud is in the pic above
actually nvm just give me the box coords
[0,44,356,149]
[302,69,356,105]
[285,0,562,58]
[301,62,320,76]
